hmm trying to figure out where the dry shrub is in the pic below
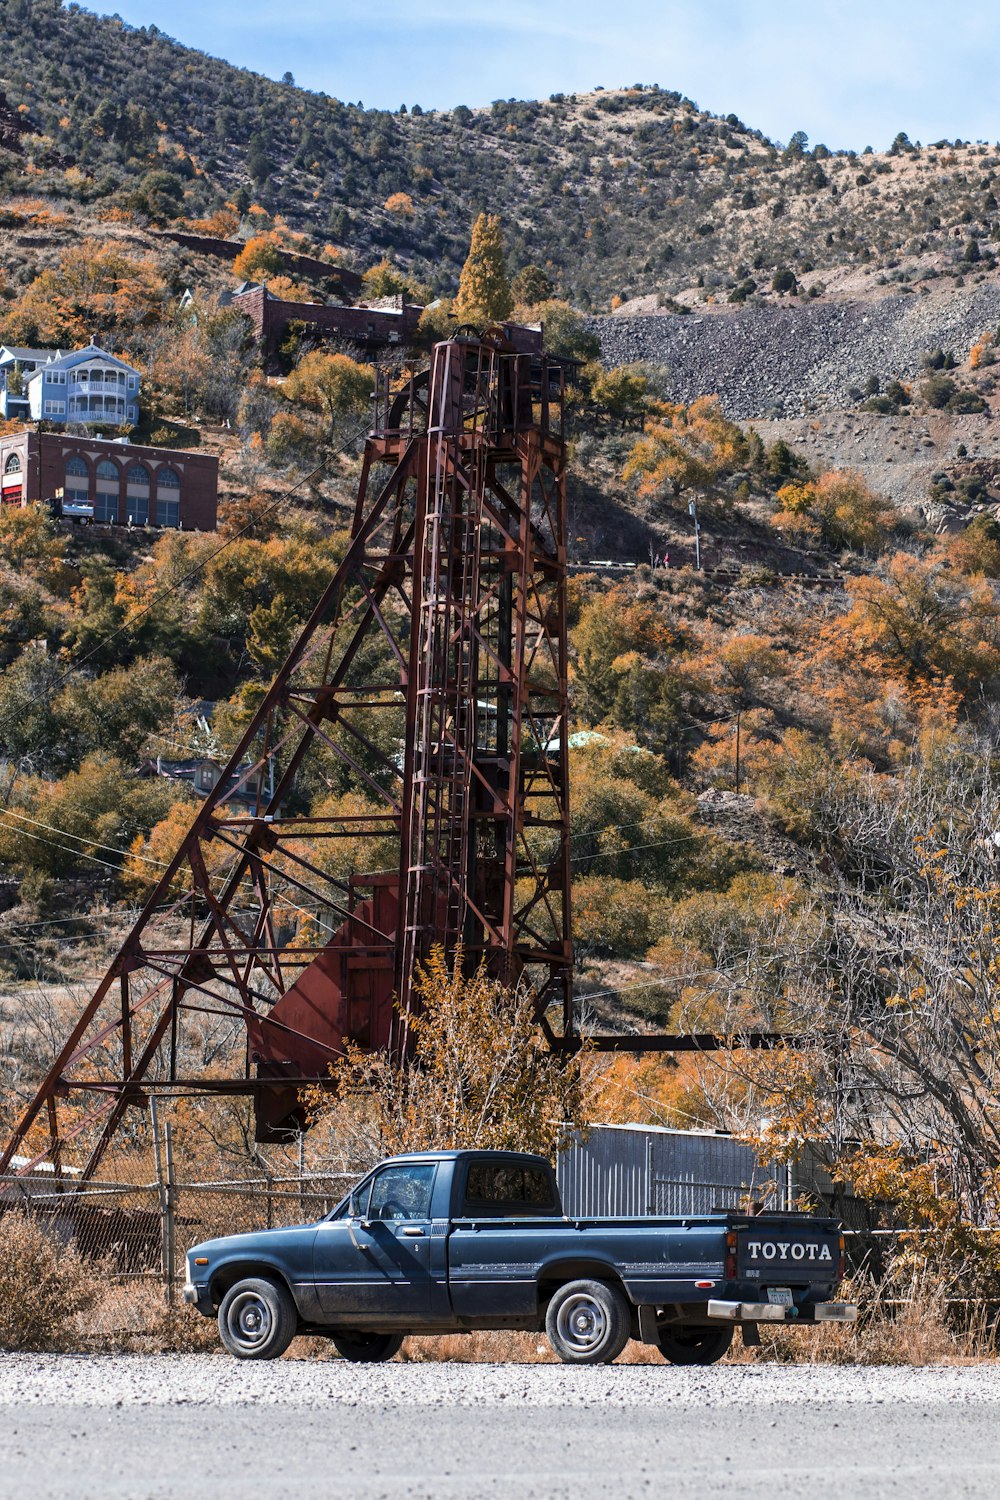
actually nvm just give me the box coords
[732,1273,995,1367]
[85,1281,219,1353]
[0,1209,99,1350]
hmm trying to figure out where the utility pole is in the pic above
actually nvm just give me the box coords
[688,498,702,570]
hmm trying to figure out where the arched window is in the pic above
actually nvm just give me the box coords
[1,450,22,505]
[64,455,89,506]
[126,462,149,525]
[95,459,119,524]
[155,466,181,527]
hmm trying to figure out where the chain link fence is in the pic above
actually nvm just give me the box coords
[0,1168,353,1344]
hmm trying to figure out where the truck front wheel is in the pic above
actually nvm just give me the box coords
[656,1322,733,1366]
[331,1333,405,1363]
[217,1277,298,1360]
[545,1279,631,1365]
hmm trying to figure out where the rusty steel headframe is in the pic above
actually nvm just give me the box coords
[0,330,576,1177]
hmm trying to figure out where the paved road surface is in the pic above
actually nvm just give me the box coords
[2,1355,998,1499]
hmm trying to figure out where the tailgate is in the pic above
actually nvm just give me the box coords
[737,1223,842,1283]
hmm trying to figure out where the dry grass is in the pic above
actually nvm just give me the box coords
[400,1332,662,1365]
[83,1281,219,1353]
[732,1275,997,1367]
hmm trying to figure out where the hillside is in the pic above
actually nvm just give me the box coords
[4,0,1000,308]
[5,5,1000,1223]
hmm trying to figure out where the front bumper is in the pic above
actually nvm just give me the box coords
[183,1282,214,1316]
[708,1298,857,1324]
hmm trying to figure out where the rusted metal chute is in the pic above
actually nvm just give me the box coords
[0,328,574,1177]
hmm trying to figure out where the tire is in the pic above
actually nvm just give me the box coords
[656,1322,734,1366]
[331,1332,405,1363]
[545,1279,631,1365]
[217,1276,298,1361]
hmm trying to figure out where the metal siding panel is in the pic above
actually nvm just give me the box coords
[557,1126,788,1217]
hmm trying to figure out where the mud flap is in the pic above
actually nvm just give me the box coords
[638,1305,661,1345]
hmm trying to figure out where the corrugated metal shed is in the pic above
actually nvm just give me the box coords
[556,1124,791,1217]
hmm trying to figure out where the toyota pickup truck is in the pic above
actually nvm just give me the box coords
[183,1149,856,1364]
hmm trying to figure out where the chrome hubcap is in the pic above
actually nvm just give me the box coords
[555,1293,608,1355]
[228,1291,273,1351]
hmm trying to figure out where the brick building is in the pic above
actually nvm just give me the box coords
[0,430,218,530]
[234,284,424,359]
[233,284,546,364]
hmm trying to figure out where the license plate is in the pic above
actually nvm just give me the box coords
[768,1286,793,1307]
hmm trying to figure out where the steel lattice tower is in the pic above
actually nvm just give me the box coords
[0,330,574,1176]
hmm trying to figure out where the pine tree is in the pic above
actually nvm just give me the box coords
[454,213,513,325]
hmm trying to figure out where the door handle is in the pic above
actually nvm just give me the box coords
[401,1226,425,1237]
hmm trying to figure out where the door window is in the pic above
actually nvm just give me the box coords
[366,1163,436,1221]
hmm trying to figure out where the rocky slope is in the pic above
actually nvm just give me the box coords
[595,277,1000,419]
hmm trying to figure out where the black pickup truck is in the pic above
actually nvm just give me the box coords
[184,1149,856,1364]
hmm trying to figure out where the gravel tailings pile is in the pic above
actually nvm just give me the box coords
[594,281,1000,419]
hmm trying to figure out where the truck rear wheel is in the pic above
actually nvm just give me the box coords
[331,1333,405,1363]
[218,1277,297,1361]
[545,1279,631,1365]
[656,1322,733,1366]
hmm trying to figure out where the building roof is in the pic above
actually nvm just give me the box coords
[27,344,140,381]
[219,280,264,307]
[0,345,65,365]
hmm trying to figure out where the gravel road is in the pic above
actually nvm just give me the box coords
[2,1355,1000,1499]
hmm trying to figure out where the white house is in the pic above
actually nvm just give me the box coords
[0,346,65,420]
[27,344,140,427]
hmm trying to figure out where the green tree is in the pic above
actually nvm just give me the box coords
[283,351,375,440]
[590,365,648,426]
[0,754,178,878]
[529,300,599,362]
[453,213,513,325]
[511,264,554,305]
[246,595,299,675]
[0,647,64,772]
[56,656,180,763]
[361,257,411,298]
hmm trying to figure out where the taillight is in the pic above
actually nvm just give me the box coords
[725,1230,737,1281]
[838,1233,846,1283]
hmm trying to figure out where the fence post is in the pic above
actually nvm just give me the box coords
[298,1132,305,1219]
[150,1097,176,1304]
[164,1120,176,1306]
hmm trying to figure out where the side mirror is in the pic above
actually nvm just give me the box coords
[349,1191,372,1229]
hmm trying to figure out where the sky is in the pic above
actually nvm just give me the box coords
[96,0,1000,152]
